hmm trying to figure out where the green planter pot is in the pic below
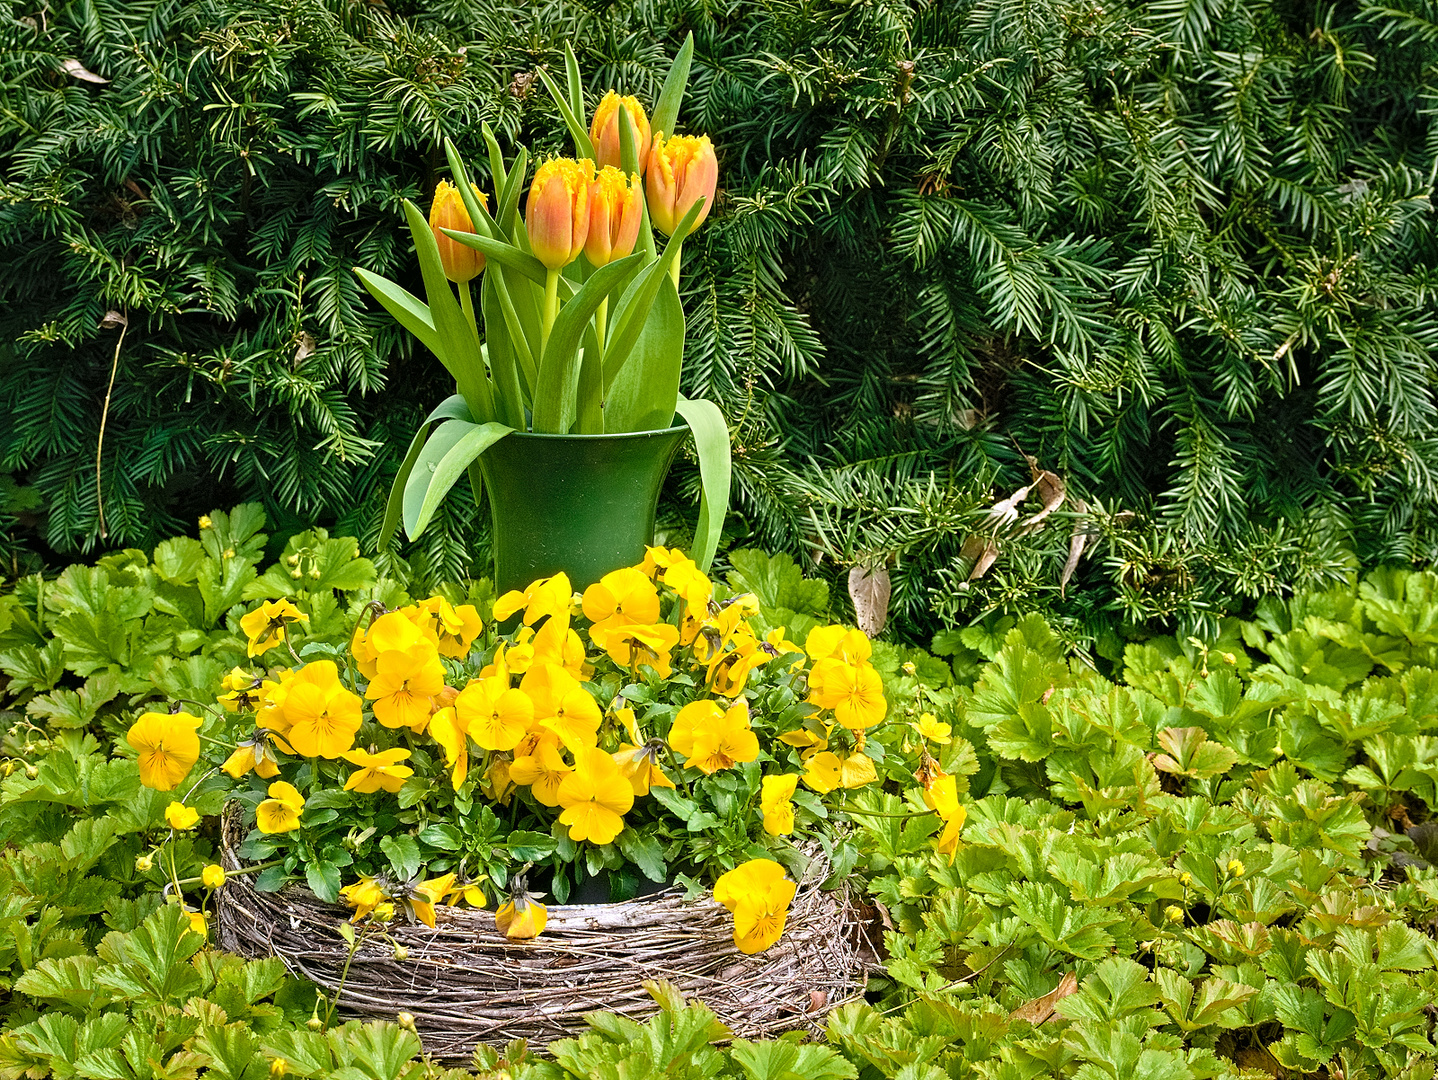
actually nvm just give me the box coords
[477,420,689,593]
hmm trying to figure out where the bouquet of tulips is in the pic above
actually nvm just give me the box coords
[356,39,730,569]
[125,549,968,955]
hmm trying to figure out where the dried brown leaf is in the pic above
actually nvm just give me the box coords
[968,540,1000,581]
[848,564,891,638]
[98,310,127,330]
[984,484,1031,530]
[1009,971,1077,1025]
[62,58,109,84]
[294,332,317,364]
[1059,498,1088,597]
[1016,470,1066,535]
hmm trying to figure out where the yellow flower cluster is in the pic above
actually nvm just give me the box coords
[129,545,967,957]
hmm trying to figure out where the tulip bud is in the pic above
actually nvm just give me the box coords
[584,167,644,268]
[526,158,592,270]
[429,179,489,284]
[590,91,651,172]
[646,133,717,237]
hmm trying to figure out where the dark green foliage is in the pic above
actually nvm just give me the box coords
[3,0,1437,637]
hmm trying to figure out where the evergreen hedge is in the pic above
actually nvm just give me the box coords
[2,0,1436,640]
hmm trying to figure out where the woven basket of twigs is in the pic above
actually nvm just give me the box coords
[212,810,874,1060]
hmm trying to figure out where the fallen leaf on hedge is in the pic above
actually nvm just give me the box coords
[294,332,317,364]
[1016,469,1065,535]
[848,564,891,637]
[1009,971,1077,1024]
[984,485,1031,529]
[968,540,999,581]
[1060,498,1089,596]
[98,310,127,330]
[62,59,109,83]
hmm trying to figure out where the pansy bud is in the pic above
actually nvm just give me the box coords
[526,158,592,270]
[585,168,644,267]
[646,133,717,237]
[590,91,651,172]
[429,179,489,284]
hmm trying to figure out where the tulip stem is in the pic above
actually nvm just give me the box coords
[458,282,481,350]
[595,296,608,355]
[540,268,561,363]
[667,240,683,291]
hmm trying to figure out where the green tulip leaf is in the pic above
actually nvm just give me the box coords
[402,418,513,540]
[650,32,694,142]
[481,122,507,195]
[402,199,494,419]
[601,197,705,388]
[352,269,441,358]
[381,396,475,546]
[537,67,596,161]
[603,273,684,433]
[564,43,585,125]
[497,146,528,238]
[531,251,645,433]
[480,281,527,428]
[674,395,731,572]
[440,229,548,287]
[443,139,499,239]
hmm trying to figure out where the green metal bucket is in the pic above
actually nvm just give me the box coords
[477,420,689,594]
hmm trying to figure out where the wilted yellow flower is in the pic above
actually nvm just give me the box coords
[218,667,263,712]
[221,731,285,780]
[340,875,389,922]
[126,712,203,791]
[612,739,676,797]
[923,774,967,862]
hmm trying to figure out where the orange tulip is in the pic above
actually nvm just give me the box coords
[429,180,488,283]
[526,158,592,270]
[590,91,652,173]
[585,167,644,268]
[646,133,717,236]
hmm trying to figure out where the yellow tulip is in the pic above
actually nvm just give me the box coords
[585,167,644,267]
[526,158,592,270]
[646,132,717,236]
[126,711,203,791]
[429,179,488,283]
[590,91,652,172]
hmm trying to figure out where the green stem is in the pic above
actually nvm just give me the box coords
[842,807,939,819]
[667,239,683,291]
[595,295,608,355]
[540,268,561,364]
[458,280,481,350]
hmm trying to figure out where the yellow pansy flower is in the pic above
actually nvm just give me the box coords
[521,663,601,752]
[218,667,263,712]
[340,875,389,922]
[669,700,758,775]
[126,711,203,791]
[239,598,309,658]
[612,739,676,797]
[455,677,534,752]
[583,567,660,646]
[366,643,445,733]
[529,614,591,680]
[923,774,967,863]
[808,658,887,729]
[222,731,286,780]
[202,864,226,889]
[255,780,304,833]
[803,747,877,793]
[279,662,362,758]
[600,622,680,677]
[352,611,426,679]
[760,774,799,837]
[416,597,484,658]
[428,706,471,790]
[556,746,635,845]
[508,739,572,807]
[713,858,797,955]
[495,881,547,940]
[493,572,573,626]
[910,712,952,744]
[342,747,414,793]
[165,801,200,830]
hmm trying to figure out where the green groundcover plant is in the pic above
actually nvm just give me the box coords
[7,512,1438,1077]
